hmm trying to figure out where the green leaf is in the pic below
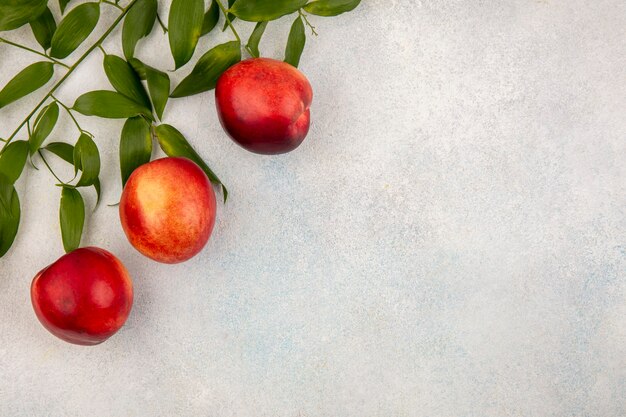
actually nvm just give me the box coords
[0,179,20,258]
[50,2,100,59]
[230,0,306,22]
[201,0,220,36]
[144,65,170,120]
[73,91,153,119]
[171,41,241,98]
[303,0,361,16]
[0,0,48,31]
[104,54,151,109]
[122,0,157,60]
[0,62,54,110]
[44,142,101,204]
[222,0,236,31]
[128,59,169,119]
[29,102,59,155]
[73,133,100,187]
[0,141,29,184]
[59,0,73,14]
[155,124,227,201]
[168,0,204,69]
[284,17,306,68]
[129,58,147,80]
[120,117,152,186]
[30,7,56,51]
[247,21,267,58]
[44,142,74,164]
[93,177,101,206]
[59,186,84,253]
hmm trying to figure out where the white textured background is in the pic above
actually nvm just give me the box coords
[1,0,625,415]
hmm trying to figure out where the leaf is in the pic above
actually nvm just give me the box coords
[103,54,151,109]
[222,0,236,31]
[45,142,101,203]
[29,102,59,155]
[155,124,227,201]
[0,62,54,110]
[0,179,20,258]
[284,17,306,68]
[230,0,306,22]
[303,0,361,16]
[73,133,100,187]
[73,91,153,119]
[122,0,157,60]
[168,0,204,69]
[129,58,147,80]
[59,0,73,14]
[50,2,100,59]
[0,141,29,184]
[247,21,267,58]
[0,0,48,31]
[30,7,56,51]
[59,186,84,253]
[171,41,241,98]
[120,117,152,186]
[144,65,170,120]
[44,142,74,164]
[201,0,220,36]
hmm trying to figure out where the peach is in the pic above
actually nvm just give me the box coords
[216,58,313,155]
[31,247,133,346]
[119,157,216,264]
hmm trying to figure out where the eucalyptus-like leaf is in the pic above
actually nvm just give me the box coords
[59,0,73,14]
[247,21,267,58]
[129,58,147,80]
[122,0,157,59]
[144,65,170,120]
[44,142,100,203]
[168,0,204,69]
[50,2,100,59]
[0,141,29,184]
[29,102,59,154]
[44,142,74,164]
[0,0,48,31]
[0,179,20,258]
[59,186,84,253]
[171,41,241,98]
[285,17,306,68]
[120,117,152,186]
[73,91,153,119]
[0,62,54,110]
[303,0,361,16]
[73,133,100,187]
[104,54,151,109]
[201,0,220,36]
[222,0,236,31]
[30,7,56,51]
[155,124,227,201]
[230,0,306,22]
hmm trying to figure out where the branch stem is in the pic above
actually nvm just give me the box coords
[215,0,242,44]
[38,150,67,185]
[0,37,70,68]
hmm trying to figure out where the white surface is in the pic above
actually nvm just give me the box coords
[1,1,625,416]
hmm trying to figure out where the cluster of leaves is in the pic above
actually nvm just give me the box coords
[0,0,361,258]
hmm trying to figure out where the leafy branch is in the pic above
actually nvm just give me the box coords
[0,0,362,258]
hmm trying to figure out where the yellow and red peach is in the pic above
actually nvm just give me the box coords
[119,157,216,264]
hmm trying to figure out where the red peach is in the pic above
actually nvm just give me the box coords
[216,58,313,155]
[119,157,216,264]
[31,247,133,346]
